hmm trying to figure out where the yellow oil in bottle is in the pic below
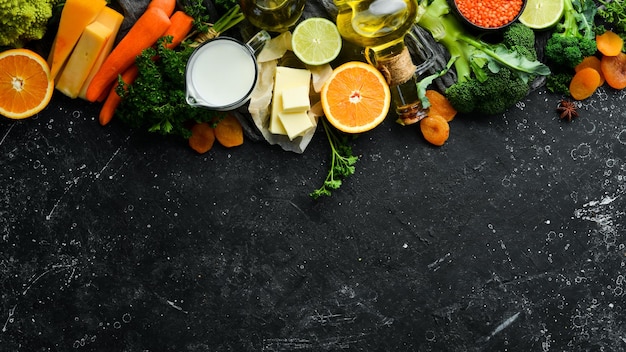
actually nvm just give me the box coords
[240,0,306,33]
[335,0,418,49]
[334,0,429,124]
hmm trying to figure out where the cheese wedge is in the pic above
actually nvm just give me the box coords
[78,7,124,100]
[48,0,107,80]
[56,21,113,98]
[281,85,311,113]
[270,67,311,135]
[278,110,315,140]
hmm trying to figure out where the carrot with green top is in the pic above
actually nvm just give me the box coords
[161,11,195,49]
[85,7,171,102]
[98,11,195,125]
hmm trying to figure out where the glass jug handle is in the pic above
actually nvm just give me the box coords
[246,30,271,56]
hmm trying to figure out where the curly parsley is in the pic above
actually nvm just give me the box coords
[310,119,359,199]
[116,37,221,139]
[115,3,244,139]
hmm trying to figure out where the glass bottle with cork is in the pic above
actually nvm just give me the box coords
[240,0,306,33]
[334,0,433,124]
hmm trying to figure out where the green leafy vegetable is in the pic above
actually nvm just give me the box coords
[115,3,244,139]
[214,0,239,11]
[416,55,456,110]
[415,0,549,115]
[544,0,597,69]
[310,119,359,199]
[116,37,220,138]
[597,0,626,44]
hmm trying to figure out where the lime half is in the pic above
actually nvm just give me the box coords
[518,0,565,30]
[292,17,342,66]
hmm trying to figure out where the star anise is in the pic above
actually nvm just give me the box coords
[556,100,578,122]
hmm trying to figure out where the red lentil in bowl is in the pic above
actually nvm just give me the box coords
[453,0,527,30]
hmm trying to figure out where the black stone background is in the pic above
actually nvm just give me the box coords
[2,1,626,352]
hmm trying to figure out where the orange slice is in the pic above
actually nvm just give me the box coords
[321,61,391,134]
[0,49,54,119]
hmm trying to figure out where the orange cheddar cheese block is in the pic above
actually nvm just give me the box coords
[48,0,107,80]
[56,21,113,98]
[78,7,124,100]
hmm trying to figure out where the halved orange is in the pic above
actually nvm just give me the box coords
[321,61,391,134]
[0,49,54,119]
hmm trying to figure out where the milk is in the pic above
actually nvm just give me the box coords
[186,38,258,110]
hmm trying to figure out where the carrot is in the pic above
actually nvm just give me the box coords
[454,0,523,28]
[97,11,194,126]
[420,114,450,146]
[425,89,457,122]
[85,7,171,102]
[569,67,601,100]
[99,65,139,126]
[214,114,244,148]
[147,0,177,17]
[189,122,216,154]
[601,52,626,89]
[575,56,605,87]
[596,30,624,57]
[162,11,195,50]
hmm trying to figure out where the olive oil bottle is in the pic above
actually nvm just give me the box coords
[334,0,431,124]
[335,0,417,49]
[240,0,306,33]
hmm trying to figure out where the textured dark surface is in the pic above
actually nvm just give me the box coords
[3,76,626,352]
[2,2,626,352]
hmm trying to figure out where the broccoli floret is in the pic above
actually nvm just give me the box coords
[416,0,549,83]
[0,0,62,48]
[546,72,573,95]
[445,68,529,115]
[544,0,597,69]
[503,22,536,50]
[416,0,549,115]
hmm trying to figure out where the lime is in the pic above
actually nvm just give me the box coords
[518,0,564,30]
[291,17,342,66]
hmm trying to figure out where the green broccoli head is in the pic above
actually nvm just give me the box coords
[502,23,538,62]
[445,68,530,116]
[545,35,597,69]
[0,0,61,48]
[544,0,597,69]
[502,23,536,50]
[545,72,573,95]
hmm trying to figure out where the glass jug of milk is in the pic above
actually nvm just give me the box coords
[185,30,271,111]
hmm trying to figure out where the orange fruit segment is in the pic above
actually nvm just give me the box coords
[0,49,54,119]
[321,61,391,134]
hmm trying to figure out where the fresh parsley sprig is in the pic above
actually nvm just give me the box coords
[114,3,244,139]
[310,119,359,199]
[116,37,219,139]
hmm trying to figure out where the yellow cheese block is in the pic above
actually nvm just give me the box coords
[56,21,113,99]
[48,0,108,80]
[270,67,312,135]
[78,7,124,100]
[281,85,311,113]
[278,110,315,140]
